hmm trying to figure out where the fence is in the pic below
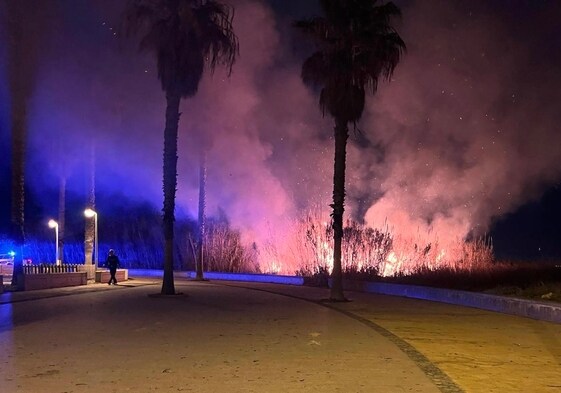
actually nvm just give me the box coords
[23,264,80,274]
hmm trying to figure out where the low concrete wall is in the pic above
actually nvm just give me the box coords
[79,264,96,280]
[21,272,87,291]
[182,271,304,285]
[129,269,163,278]
[0,264,13,276]
[95,269,129,283]
[342,280,561,324]
[128,269,304,286]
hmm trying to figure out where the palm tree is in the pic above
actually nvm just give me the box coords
[5,1,39,287]
[295,0,405,301]
[124,0,238,295]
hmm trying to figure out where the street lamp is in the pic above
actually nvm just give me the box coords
[84,208,98,270]
[48,219,59,265]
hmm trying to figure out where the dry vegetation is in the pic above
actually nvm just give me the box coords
[280,211,495,277]
[8,216,560,303]
[200,222,259,273]
[279,213,561,303]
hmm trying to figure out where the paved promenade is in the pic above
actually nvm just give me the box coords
[1,277,560,392]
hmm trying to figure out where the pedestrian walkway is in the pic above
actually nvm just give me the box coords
[1,277,560,392]
[0,278,157,304]
[221,281,561,393]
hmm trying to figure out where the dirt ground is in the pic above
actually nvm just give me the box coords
[485,282,561,303]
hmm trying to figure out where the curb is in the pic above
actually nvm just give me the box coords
[342,280,561,324]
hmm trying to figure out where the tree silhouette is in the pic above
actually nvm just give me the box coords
[124,0,238,294]
[295,0,405,300]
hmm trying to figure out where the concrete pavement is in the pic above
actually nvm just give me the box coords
[224,281,561,393]
[1,277,560,392]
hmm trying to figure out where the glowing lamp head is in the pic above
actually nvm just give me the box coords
[48,219,58,228]
[84,208,97,218]
[8,251,15,257]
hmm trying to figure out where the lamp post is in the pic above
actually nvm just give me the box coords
[48,219,59,265]
[84,208,98,270]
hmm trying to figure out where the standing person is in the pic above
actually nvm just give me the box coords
[105,249,120,285]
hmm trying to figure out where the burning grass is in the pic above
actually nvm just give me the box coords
[258,211,561,303]
[10,212,560,303]
[266,210,495,278]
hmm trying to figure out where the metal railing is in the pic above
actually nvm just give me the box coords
[23,264,80,274]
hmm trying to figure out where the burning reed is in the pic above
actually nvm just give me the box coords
[260,210,495,278]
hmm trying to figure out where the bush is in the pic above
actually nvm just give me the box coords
[200,221,259,273]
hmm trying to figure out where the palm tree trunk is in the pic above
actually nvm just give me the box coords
[85,145,95,265]
[161,92,181,295]
[330,118,348,301]
[10,110,26,287]
[196,150,207,280]
[58,175,66,264]
[7,1,29,288]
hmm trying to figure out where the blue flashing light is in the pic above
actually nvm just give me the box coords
[8,251,15,257]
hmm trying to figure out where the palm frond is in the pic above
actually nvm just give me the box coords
[195,1,238,75]
[122,0,238,97]
[295,0,405,123]
[301,52,329,88]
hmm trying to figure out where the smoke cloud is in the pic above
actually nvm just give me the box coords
[2,0,561,268]
[359,0,561,248]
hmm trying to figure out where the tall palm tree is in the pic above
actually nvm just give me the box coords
[295,0,405,301]
[124,0,238,295]
[5,1,40,287]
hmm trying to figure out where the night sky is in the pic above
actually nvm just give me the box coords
[1,0,561,265]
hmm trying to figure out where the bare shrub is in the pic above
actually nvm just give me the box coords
[282,211,392,277]
[202,222,259,273]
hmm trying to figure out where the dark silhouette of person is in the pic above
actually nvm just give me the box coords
[105,249,120,285]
